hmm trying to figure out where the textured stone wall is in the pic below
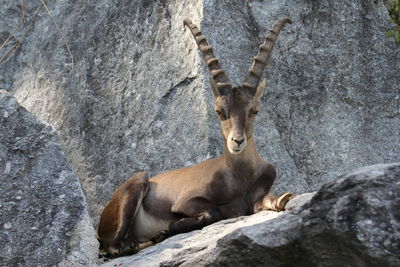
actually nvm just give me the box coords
[0,91,98,266]
[1,0,399,227]
[249,0,400,188]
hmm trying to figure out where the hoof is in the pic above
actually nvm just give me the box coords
[98,246,120,260]
[99,241,141,259]
[151,230,170,244]
[275,192,294,211]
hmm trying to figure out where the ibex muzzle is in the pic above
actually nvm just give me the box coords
[97,17,293,258]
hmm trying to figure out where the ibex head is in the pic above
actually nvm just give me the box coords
[184,18,291,155]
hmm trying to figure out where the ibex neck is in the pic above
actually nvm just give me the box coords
[223,136,261,170]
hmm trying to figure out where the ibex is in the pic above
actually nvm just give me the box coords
[98,17,293,257]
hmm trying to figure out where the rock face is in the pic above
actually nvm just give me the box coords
[0,2,399,264]
[103,163,400,267]
[249,0,400,190]
[0,91,98,266]
[1,0,399,227]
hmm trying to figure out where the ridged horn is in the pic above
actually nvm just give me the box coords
[242,18,291,96]
[184,19,231,96]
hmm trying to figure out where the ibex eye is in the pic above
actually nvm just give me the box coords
[252,110,259,115]
[216,110,227,120]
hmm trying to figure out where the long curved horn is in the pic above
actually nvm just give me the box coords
[242,18,291,96]
[184,19,231,96]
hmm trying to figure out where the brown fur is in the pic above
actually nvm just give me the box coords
[98,172,149,255]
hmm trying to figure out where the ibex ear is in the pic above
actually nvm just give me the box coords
[255,79,267,101]
[210,78,219,98]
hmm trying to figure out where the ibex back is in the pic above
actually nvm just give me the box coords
[98,17,293,257]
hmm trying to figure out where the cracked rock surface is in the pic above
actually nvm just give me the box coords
[0,91,98,267]
[1,0,399,225]
[0,2,399,266]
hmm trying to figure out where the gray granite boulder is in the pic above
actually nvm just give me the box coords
[249,0,400,191]
[0,91,98,266]
[1,1,399,265]
[1,0,399,226]
[102,163,400,267]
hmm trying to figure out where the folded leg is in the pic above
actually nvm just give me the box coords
[169,197,223,235]
[253,192,293,213]
[97,171,150,257]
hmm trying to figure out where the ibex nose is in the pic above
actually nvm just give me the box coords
[232,137,245,146]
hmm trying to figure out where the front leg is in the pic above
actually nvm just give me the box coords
[169,197,223,235]
[250,162,293,213]
[253,192,293,213]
